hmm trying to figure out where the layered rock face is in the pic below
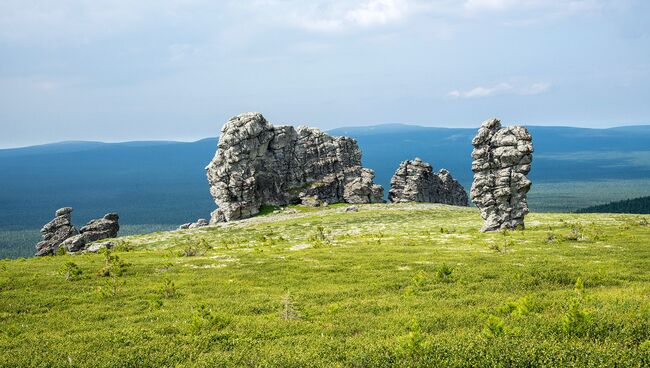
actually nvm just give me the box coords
[35,209,120,255]
[206,112,384,222]
[470,118,533,232]
[62,213,120,252]
[388,158,468,206]
[35,207,79,256]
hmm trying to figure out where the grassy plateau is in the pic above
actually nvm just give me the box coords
[1,203,649,367]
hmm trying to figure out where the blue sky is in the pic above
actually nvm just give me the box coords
[0,0,649,147]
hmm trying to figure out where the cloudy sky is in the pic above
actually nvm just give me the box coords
[1,0,649,147]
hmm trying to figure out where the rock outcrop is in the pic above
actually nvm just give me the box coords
[35,209,120,255]
[389,158,468,206]
[179,219,209,230]
[206,112,384,222]
[470,118,533,232]
[35,207,79,256]
[62,213,120,252]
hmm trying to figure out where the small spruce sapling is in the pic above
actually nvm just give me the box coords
[398,319,428,357]
[60,261,82,281]
[562,277,591,336]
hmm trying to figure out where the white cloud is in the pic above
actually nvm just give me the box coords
[448,81,551,98]
[463,0,522,11]
[448,83,513,98]
[346,0,408,27]
[292,0,410,32]
[0,0,621,43]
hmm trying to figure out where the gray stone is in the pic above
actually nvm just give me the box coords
[85,241,115,253]
[62,213,120,253]
[60,234,87,253]
[35,207,79,256]
[389,158,468,206]
[79,213,120,243]
[188,219,209,229]
[206,112,384,222]
[55,207,73,217]
[344,205,359,212]
[470,118,533,232]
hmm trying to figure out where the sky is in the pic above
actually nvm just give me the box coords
[0,0,649,148]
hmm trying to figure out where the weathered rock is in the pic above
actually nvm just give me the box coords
[344,205,359,212]
[470,118,533,232]
[80,213,120,242]
[180,218,209,230]
[35,207,79,256]
[206,112,384,222]
[62,213,120,253]
[85,241,115,253]
[188,219,209,229]
[388,158,468,206]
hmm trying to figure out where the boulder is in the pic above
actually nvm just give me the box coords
[470,118,533,231]
[85,241,115,253]
[61,213,120,253]
[206,112,384,222]
[388,158,468,206]
[188,219,209,229]
[35,207,79,256]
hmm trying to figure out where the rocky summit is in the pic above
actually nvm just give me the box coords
[206,112,384,222]
[35,207,79,256]
[388,158,468,206]
[470,118,533,232]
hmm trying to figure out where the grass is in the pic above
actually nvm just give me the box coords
[1,203,649,367]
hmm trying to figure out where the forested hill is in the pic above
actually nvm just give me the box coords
[576,196,650,214]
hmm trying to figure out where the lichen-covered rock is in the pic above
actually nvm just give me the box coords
[388,158,468,206]
[61,213,120,252]
[179,218,209,230]
[470,118,533,232]
[85,241,115,253]
[188,219,209,229]
[35,207,79,256]
[206,112,384,222]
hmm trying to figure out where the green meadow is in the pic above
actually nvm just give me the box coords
[1,203,649,367]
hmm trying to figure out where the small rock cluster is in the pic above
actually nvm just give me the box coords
[35,208,119,256]
[389,158,468,206]
[470,118,533,231]
[206,112,384,222]
[179,219,209,230]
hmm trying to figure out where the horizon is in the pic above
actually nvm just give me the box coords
[1,1,649,148]
[1,120,649,150]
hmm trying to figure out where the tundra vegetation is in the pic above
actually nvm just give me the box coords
[0,203,649,367]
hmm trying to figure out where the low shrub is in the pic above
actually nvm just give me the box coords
[562,277,591,336]
[59,261,82,281]
[482,315,505,338]
[97,250,130,277]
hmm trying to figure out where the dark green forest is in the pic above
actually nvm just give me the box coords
[576,196,650,214]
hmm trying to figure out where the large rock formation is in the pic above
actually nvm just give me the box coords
[470,118,533,232]
[206,112,384,222]
[388,158,468,206]
[62,213,120,252]
[35,207,79,256]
